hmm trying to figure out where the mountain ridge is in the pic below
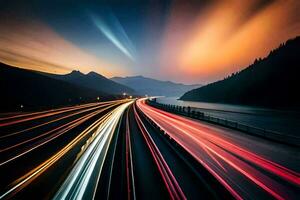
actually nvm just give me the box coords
[44,70,135,95]
[0,63,112,111]
[111,75,202,97]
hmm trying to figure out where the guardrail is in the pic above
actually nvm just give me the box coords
[135,103,235,198]
[146,99,300,147]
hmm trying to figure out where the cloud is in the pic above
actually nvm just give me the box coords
[159,0,300,83]
[0,13,123,77]
[89,11,136,62]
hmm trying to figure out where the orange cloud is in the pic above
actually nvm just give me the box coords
[160,0,300,83]
[0,14,127,77]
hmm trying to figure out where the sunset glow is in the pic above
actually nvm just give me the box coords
[0,0,299,83]
[160,0,300,83]
[1,2,300,199]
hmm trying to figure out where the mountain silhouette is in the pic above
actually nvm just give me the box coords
[111,75,202,97]
[46,70,134,95]
[180,36,300,109]
[0,63,112,111]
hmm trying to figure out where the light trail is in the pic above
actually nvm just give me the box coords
[0,101,132,199]
[0,101,120,152]
[0,102,105,127]
[141,102,300,185]
[0,112,109,199]
[137,99,300,200]
[133,104,186,200]
[0,102,100,121]
[53,101,133,200]
[0,102,115,139]
[125,108,136,200]
[0,103,117,166]
[105,105,123,200]
[0,100,127,128]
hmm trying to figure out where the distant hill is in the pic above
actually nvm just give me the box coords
[45,70,134,95]
[0,63,112,111]
[111,76,202,97]
[180,36,300,109]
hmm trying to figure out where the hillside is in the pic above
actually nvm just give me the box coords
[111,76,201,97]
[0,63,111,111]
[46,70,134,95]
[180,36,300,109]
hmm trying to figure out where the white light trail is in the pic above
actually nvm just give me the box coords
[53,101,133,200]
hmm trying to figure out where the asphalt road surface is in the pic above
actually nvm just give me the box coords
[0,98,299,199]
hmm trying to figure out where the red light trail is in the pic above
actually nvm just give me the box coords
[136,99,300,199]
[133,104,186,200]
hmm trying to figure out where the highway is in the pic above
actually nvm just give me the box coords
[130,103,232,199]
[0,98,299,199]
[0,99,132,199]
[53,101,133,200]
[137,99,300,200]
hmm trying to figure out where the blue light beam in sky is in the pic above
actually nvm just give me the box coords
[89,12,136,61]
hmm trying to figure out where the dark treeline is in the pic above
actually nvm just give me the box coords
[180,36,300,109]
[0,63,118,112]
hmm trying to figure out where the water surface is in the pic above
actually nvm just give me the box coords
[156,97,300,137]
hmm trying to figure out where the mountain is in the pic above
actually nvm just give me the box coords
[111,76,202,97]
[0,63,111,111]
[46,70,134,95]
[180,36,300,109]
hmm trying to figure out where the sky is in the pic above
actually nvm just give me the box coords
[0,0,299,84]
